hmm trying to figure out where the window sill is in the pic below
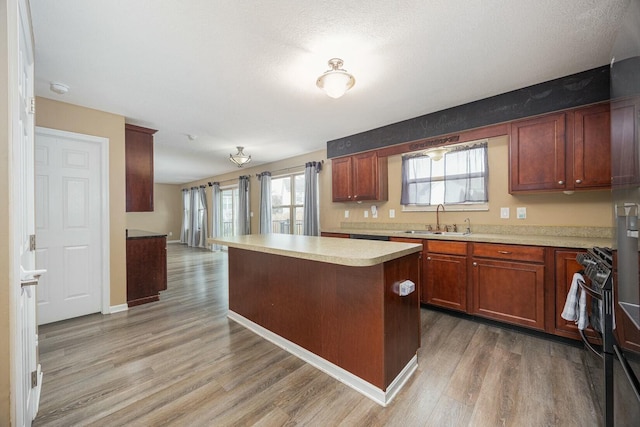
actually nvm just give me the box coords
[401,203,489,212]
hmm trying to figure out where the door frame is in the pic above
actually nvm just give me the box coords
[35,127,111,315]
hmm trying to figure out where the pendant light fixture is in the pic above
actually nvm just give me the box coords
[316,58,355,99]
[229,146,252,167]
[424,147,449,161]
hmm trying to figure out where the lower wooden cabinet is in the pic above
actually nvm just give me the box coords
[471,243,546,330]
[126,232,167,307]
[320,232,350,238]
[424,240,468,312]
[553,249,601,340]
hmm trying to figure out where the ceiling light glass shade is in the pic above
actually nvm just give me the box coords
[316,58,355,99]
[425,147,449,161]
[229,146,252,167]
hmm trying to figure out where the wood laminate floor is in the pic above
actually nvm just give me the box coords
[34,244,603,426]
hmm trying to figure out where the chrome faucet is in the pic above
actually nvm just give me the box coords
[464,217,471,235]
[436,204,445,231]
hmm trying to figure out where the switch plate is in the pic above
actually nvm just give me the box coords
[500,207,510,219]
[344,210,349,219]
[389,209,395,218]
[364,210,369,218]
[517,207,527,219]
[371,205,378,219]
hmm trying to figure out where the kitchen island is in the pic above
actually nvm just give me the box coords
[209,234,422,406]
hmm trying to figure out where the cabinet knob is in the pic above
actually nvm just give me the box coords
[427,256,431,261]
[473,262,478,266]
[575,179,582,184]
[558,180,564,185]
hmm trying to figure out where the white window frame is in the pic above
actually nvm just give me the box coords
[271,172,305,234]
[401,139,489,212]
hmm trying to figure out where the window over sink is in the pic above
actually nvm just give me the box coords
[401,140,489,211]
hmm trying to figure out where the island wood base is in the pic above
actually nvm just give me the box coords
[227,247,421,406]
[228,310,418,406]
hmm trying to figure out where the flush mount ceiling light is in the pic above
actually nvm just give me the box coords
[316,58,355,99]
[424,147,449,161]
[49,81,69,95]
[229,146,252,167]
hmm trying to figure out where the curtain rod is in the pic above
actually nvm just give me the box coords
[255,160,324,177]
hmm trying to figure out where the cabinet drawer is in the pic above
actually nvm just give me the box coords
[472,242,544,263]
[426,240,467,255]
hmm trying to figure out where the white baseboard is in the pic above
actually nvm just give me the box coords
[109,304,128,314]
[227,310,418,407]
[167,239,181,244]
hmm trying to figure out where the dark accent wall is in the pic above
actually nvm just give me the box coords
[327,65,610,158]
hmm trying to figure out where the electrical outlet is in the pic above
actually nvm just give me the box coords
[168,231,173,236]
[371,205,378,219]
[500,207,510,219]
[517,207,527,219]
[344,210,349,219]
[389,209,395,218]
[364,210,369,218]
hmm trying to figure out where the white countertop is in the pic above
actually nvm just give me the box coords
[208,234,422,267]
[322,228,613,250]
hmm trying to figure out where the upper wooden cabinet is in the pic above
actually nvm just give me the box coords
[331,151,388,202]
[611,97,640,187]
[125,124,157,212]
[509,103,611,193]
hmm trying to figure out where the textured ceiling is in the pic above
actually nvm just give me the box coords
[30,0,630,184]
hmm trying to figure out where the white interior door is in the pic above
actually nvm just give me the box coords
[13,0,41,424]
[35,129,104,325]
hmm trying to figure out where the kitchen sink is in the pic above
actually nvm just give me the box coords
[402,230,471,236]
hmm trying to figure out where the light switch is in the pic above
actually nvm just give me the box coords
[500,207,510,219]
[389,209,395,218]
[364,210,369,218]
[344,210,349,219]
[517,207,527,219]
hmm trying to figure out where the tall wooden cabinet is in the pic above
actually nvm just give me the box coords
[125,124,157,212]
[509,103,611,193]
[332,151,388,202]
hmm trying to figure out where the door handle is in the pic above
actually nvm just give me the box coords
[20,266,46,287]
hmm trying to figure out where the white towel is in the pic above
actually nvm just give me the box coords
[561,272,588,330]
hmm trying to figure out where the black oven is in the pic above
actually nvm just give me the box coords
[576,248,640,426]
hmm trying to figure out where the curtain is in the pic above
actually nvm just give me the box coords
[180,188,190,244]
[401,142,488,205]
[258,172,272,234]
[188,187,199,246]
[444,142,489,203]
[196,185,208,248]
[210,182,222,251]
[238,175,251,235]
[303,161,321,236]
[401,154,433,205]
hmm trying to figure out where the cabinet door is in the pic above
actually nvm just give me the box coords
[509,112,567,193]
[554,249,599,340]
[471,258,545,330]
[352,152,381,201]
[126,236,167,306]
[573,103,611,189]
[611,98,640,187]
[425,253,467,312]
[125,124,157,212]
[331,157,353,202]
